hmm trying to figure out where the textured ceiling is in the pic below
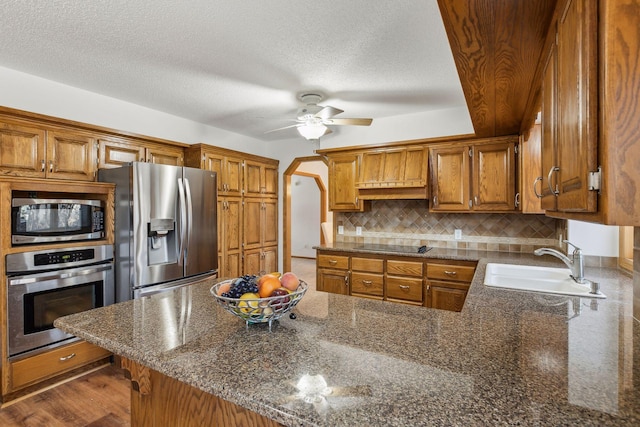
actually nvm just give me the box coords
[0,0,467,142]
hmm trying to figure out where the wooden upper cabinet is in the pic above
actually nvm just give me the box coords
[328,153,367,211]
[429,145,470,211]
[430,138,517,212]
[46,130,98,181]
[0,120,46,178]
[554,0,598,213]
[0,121,96,181]
[540,43,558,211]
[472,142,516,211]
[98,138,146,168]
[357,146,427,188]
[146,145,184,166]
[244,159,278,198]
[98,138,184,169]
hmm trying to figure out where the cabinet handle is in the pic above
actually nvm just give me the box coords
[329,260,337,265]
[59,352,76,361]
[398,285,410,290]
[444,270,457,276]
[474,196,478,206]
[49,160,54,173]
[432,196,437,206]
[41,159,45,172]
[533,177,543,198]
[345,275,349,286]
[515,192,520,208]
[547,166,559,196]
[361,280,373,286]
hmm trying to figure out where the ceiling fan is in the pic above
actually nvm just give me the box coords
[265,93,373,142]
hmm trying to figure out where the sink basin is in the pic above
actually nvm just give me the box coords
[483,263,606,299]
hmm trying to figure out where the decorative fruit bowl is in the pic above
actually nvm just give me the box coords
[210,273,307,330]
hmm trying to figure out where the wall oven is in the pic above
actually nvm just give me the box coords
[11,195,105,245]
[6,244,114,359]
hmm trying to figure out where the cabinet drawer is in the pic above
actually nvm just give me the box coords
[11,340,111,390]
[387,260,423,277]
[351,257,383,273]
[427,263,476,283]
[386,276,423,302]
[317,254,349,270]
[351,272,384,296]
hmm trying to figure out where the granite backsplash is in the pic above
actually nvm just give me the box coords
[334,200,566,253]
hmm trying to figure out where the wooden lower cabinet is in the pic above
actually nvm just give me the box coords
[243,246,278,275]
[121,358,282,427]
[8,340,111,394]
[429,282,469,312]
[350,256,384,299]
[386,259,424,305]
[316,251,477,311]
[426,260,477,312]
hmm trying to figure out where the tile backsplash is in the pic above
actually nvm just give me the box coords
[335,200,565,253]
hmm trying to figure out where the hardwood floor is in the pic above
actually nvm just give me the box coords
[0,258,316,427]
[0,365,131,427]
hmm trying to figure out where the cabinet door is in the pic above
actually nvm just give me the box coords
[204,153,225,192]
[472,142,516,211]
[46,130,97,181]
[556,0,598,212]
[262,246,278,274]
[243,198,262,249]
[98,138,145,168]
[262,163,278,198]
[218,197,243,278]
[243,248,262,275]
[225,157,243,196]
[351,272,383,298]
[429,146,470,211]
[403,146,427,186]
[263,199,278,247]
[359,151,384,186]
[146,146,184,166]
[328,154,364,211]
[429,283,468,312]
[0,121,46,177]
[540,45,558,211]
[317,269,349,295]
[244,160,262,197]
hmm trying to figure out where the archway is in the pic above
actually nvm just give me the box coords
[283,155,328,273]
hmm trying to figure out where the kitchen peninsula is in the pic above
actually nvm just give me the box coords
[55,252,640,426]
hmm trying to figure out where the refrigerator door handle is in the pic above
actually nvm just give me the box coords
[183,177,194,266]
[177,177,187,266]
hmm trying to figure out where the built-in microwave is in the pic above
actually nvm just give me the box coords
[11,196,105,245]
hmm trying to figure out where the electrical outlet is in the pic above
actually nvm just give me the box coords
[338,225,344,235]
[356,226,362,236]
[454,229,462,240]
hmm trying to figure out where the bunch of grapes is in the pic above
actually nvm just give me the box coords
[221,274,259,298]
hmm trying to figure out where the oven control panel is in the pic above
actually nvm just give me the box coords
[6,245,113,274]
[34,248,96,266]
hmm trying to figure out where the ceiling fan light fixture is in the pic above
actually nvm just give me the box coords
[297,123,327,140]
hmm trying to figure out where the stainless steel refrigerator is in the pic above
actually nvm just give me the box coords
[99,162,217,301]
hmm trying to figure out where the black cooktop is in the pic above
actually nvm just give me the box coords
[354,244,432,254]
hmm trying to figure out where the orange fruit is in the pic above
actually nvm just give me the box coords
[258,276,281,298]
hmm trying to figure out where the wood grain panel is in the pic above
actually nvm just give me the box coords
[438,0,557,137]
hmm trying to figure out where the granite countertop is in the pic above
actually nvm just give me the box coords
[55,251,640,426]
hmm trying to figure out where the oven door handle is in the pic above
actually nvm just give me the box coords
[8,264,113,286]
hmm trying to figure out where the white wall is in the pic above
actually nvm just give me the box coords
[291,175,321,258]
[567,220,619,257]
[0,66,268,155]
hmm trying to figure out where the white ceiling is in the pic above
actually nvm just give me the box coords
[0,0,468,142]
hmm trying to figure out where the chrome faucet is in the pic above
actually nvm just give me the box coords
[534,240,586,284]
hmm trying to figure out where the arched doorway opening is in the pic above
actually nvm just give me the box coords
[283,155,329,273]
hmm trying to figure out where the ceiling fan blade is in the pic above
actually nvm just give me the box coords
[324,118,373,126]
[314,106,344,120]
[264,123,300,134]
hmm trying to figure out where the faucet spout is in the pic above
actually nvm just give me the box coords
[534,241,586,284]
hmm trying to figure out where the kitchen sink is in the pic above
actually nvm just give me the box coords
[483,263,606,299]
